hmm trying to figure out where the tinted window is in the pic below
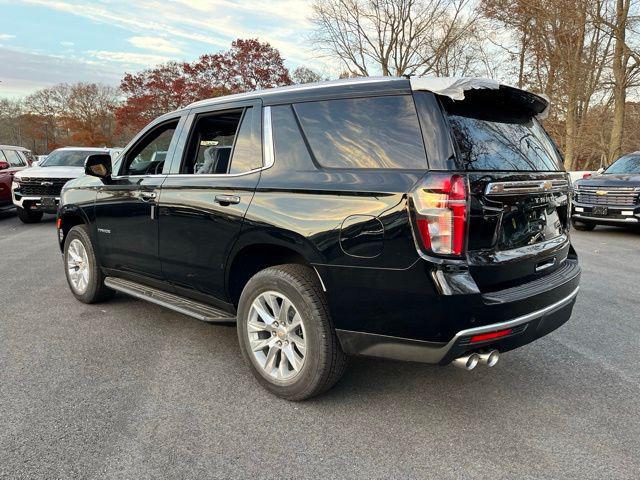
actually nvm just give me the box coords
[604,154,640,174]
[182,110,242,175]
[3,150,26,167]
[229,108,262,174]
[272,105,314,169]
[122,121,178,175]
[443,94,562,172]
[293,96,427,169]
[41,150,105,167]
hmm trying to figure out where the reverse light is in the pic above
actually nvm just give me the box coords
[411,174,468,256]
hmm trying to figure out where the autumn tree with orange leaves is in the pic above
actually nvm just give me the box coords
[115,39,292,135]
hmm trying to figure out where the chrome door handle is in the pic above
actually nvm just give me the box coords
[140,191,157,201]
[214,194,241,205]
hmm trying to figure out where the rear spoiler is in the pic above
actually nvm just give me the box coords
[410,76,549,120]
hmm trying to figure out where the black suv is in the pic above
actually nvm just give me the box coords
[572,151,640,230]
[57,77,581,400]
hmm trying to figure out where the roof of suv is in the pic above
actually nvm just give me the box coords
[187,76,410,110]
[0,145,31,151]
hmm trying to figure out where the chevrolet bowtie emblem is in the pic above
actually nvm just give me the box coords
[595,190,607,196]
[542,181,553,191]
[40,181,53,186]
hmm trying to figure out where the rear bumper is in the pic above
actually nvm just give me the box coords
[337,286,579,365]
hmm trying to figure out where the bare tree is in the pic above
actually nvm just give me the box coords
[310,0,482,77]
[592,0,640,162]
[481,0,613,170]
[292,66,324,84]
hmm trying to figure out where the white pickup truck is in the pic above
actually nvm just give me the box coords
[12,147,121,223]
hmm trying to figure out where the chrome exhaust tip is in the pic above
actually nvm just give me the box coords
[478,350,500,367]
[452,353,480,371]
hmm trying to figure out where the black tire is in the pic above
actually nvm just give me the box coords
[237,264,348,401]
[573,220,596,231]
[17,207,43,223]
[63,225,115,303]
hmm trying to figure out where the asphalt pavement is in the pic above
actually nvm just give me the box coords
[1,211,639,479]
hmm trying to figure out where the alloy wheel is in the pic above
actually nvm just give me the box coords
[246,291,307,382]
[67,238,90,294]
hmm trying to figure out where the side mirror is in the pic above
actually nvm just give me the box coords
[596,167,605,174]
[84,154,112,179]
[0,161,9,170]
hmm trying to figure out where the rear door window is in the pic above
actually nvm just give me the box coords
[293,95,427,169]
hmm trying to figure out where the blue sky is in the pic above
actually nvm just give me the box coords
[0,0,325,97]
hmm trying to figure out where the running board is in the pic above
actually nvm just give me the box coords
[104,277,236,323]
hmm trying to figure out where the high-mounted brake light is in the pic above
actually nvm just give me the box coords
[411,174,468,256]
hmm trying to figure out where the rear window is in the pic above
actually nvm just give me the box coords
[443,91,563,172]
[293,95,427,169]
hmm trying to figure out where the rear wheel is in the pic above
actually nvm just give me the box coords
[17,207,43,223]
[573,220,596,231]
[237,264,347,401]
[63,225,114,303]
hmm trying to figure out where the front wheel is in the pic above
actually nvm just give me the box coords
[17,207,43,223]
[63,225,114,303]
[237,264,347,401]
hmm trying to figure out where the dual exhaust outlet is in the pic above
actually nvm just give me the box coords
[452,350,499,370]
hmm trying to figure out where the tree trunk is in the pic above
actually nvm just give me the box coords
[608,0,628,163]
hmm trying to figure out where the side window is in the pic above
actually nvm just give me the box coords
[121,120,178,176]
[228,108,262,174]
[272,105,314,170]
[182,110,241,174]
[182,107,260,175]
[293,95,427,169]
[3,149,26,167]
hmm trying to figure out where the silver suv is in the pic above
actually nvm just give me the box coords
[12,147,121,223]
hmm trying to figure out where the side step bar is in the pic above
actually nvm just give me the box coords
[104,277,236,323]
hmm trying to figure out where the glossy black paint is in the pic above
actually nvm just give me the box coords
[57,78,580,363]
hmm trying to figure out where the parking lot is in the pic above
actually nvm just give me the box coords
[0,212,638,480]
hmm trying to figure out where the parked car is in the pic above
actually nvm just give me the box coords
[0,145,33,213]
[56,77,581,400]
[12,147,121,223]
[572,151,640,230]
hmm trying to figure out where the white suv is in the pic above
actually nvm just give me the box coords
[12,147,121,223]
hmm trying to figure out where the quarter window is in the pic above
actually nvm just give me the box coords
[293,95,427,169]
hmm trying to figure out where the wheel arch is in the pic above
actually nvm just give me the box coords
[225,239,323,308]
[57,205,91,251]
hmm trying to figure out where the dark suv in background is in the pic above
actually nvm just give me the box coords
[572,151,640,230]
[57,77,581,400]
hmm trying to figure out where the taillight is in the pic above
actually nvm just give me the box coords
[411,174,468,256]
[582,173,592,179]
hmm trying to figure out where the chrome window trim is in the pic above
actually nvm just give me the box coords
[262,106,275,169]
